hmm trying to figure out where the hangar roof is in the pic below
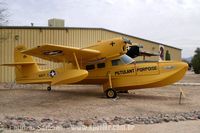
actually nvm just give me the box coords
[0,26,182,50]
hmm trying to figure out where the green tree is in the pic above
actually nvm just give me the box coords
[191,48,200,74]
[165,50,171,60]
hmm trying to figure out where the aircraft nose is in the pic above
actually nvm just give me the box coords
[180,62,188,70]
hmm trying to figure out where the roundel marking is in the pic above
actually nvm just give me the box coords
[49,70,56,77]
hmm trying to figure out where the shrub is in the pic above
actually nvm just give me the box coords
[165,50,171,60]
[191,48,200,74]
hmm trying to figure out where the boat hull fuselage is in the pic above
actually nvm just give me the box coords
[80,61,188,91]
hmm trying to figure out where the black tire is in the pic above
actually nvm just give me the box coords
[47,86,51,91]
[106,89,117,98]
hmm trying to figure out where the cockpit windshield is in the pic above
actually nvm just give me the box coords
[120,54,135,64]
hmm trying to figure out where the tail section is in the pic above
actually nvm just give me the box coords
[14,45,40,82]
[1,45,40,83]
[14,45,35,62]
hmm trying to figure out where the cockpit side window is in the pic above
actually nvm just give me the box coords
[112,59,123,66]
[97,63,105,68]
[111,55,135,66]
[120,54,135,64]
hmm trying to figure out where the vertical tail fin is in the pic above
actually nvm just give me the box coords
[14,45,40,81]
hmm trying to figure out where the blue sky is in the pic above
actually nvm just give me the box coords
[4,0,200,58]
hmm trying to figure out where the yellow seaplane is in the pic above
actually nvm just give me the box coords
[2,38,188,98]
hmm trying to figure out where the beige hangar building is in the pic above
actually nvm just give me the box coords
[0,23,182,82]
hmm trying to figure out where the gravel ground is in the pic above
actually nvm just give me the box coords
[0,111,200,131]
[0,71,200,132]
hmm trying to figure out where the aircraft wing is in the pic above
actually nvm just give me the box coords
[22,44,101,63]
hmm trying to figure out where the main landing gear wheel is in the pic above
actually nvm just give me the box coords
[106,89,117,98]
[47,86,51,91]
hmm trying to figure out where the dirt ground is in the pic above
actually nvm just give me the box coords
[0,71,199,119]
[0,71,200,132]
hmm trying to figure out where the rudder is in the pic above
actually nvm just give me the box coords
[14,45,40,82]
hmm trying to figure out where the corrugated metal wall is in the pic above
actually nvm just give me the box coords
[0,27,181,82]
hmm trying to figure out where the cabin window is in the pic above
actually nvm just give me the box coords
[97,63,105,68]
[112,59,123,66]
[86,64,95,70]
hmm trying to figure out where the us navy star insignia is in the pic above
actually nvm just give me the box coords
[49,70,56,77]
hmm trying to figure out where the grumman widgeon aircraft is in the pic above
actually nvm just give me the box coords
[1,38,188,98]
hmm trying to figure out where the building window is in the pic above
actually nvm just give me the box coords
[97,63,105,68]
[86,64,95,70]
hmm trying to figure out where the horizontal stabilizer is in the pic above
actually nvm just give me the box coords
[1,62,46,66]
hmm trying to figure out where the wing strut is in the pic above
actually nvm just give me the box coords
[108,72,113,88]
[73,52,80,70]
